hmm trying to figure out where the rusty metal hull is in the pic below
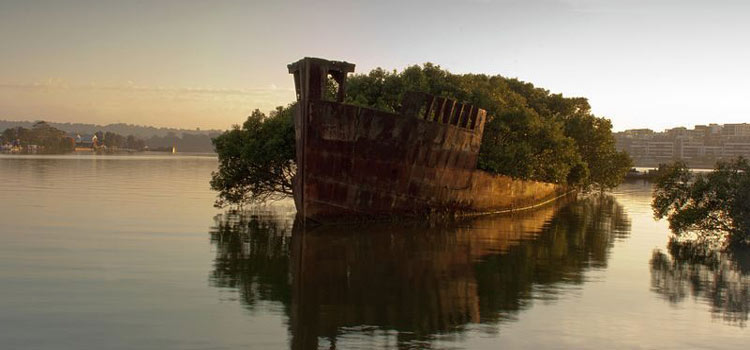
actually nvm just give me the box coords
[287,57,569,223]
[293,100,570,223]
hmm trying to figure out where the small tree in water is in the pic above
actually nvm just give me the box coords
[210,105,296,208]
[652,158,750,247]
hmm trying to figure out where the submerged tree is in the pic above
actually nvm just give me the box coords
[210,105,296,207]
[652,158,750,246]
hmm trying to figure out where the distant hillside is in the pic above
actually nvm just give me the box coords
[1,120,223,153]
[0,120,223,139]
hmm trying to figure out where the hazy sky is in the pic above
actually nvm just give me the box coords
[2,0,750,131]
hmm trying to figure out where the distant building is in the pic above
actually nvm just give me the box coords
[74,134,98,150]
[723,142,750,158]
[722,123,750,137]
[615,123,750,166]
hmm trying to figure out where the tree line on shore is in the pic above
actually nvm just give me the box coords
[2,121,217,154]
[2,122,77,153]
[0,120,222,140]
[211,63,633,206]
[1,121,147,153]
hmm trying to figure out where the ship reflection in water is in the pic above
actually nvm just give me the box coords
[650,240,750,327]
[209,195,633,348]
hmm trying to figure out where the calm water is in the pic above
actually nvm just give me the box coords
[0,154,747,349]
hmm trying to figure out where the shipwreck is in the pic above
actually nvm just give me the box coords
[288,57,572,223]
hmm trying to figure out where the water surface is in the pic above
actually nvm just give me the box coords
[0,155,747,349]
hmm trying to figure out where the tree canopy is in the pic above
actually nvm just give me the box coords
[211,63,631,207]
[1,121,75,153]
[211,106,296,207]
[345,64,631,187]
[652,158,750,247]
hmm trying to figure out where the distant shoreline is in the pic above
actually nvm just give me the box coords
[2,120,221,154]
[0,151,217,158]
[0,119,224,137]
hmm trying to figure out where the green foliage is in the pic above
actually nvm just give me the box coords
[212,63,632,206]
[478,106,582,183]
[211,105,296,207]
[652,158,750,246]
[102,132,124,148]
[1,121,147,153]
[563,113,632,190]
[1,121,75,153]
[100,131,145,150]
[345,63,631,187]
[125,135,146,150]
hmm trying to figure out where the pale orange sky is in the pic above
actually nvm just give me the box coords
[2,0,750,131]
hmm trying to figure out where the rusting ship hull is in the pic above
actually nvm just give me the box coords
[288,57,570,223]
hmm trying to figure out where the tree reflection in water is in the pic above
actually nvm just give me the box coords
[650,240,750,327]
[209,195,630,349]
[209,208,295,309]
